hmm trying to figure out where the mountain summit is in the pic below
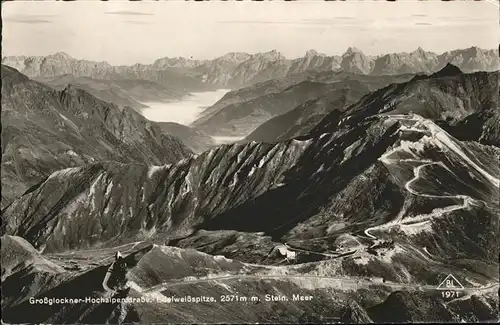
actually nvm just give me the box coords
[305,49,326,57]
[344,47,364,56]
[431,63,463,78]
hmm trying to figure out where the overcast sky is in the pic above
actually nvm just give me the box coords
[2,1,499,65]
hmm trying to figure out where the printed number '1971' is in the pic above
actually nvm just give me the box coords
[441,290,460,298]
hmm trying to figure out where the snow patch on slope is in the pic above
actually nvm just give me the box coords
[105,181,113,197]
[148,165,168,179]
[48,166,83,180]
[58,113,79,131]
[341,139,362,164]
[88,172,105,212]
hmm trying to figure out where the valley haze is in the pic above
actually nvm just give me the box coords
[1,1,499,324]
[140,89,230,125]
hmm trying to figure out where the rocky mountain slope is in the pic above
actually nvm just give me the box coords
[156,122,216,154]
[243,74,414,143]
[244,83,368,143]
[245,65,499,144]
[3,107,498,286]
[3,47,498,91]
[35,75,147,110]
[108,78,188,103]
[193,72,418,138]
[194,80,339,137]
[35,74,188,109]
[1,65,192,208]
[1,114,498,322]
[313,64,500,146]
[34,73,216,153]
[194,52,254,86]
[192,72,319,127]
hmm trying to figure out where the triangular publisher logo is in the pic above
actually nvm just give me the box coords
[436,274,464,290]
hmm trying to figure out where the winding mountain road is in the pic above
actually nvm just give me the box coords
[363,161,476,240]
[362,114,493,243]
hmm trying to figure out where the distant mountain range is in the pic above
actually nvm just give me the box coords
[2,52,210,92]
[3,46,499,90]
